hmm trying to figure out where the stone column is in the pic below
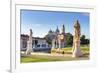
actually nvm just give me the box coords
[72,20,82,57]
[61,41,64,48]
[58,39,61,49]
[26,29,33,55]
[55,40,58,49]
[60,34,64,49]
[33,39,35,48]
[52,39,55,49]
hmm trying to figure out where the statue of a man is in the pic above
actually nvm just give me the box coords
[72,20,82,57]
[26,29,33,55]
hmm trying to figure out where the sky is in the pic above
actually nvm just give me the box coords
[21,9,90,39]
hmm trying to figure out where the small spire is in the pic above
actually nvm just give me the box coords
[56,26,59,33]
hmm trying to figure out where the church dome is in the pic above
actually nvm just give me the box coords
[48,29,53,33]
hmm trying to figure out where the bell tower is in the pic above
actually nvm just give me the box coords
[56,26,60,34]
[61,24,65,34]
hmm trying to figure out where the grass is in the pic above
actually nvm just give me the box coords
[21,55,62,63]
[21,54,89,63]
[21,45,89,63]
[51,46,89,54]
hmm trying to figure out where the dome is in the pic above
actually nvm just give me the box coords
[48,29,53,33]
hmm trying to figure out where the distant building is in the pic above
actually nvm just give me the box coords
[21,34,29,50]
[32,37,49,49]
[21,34,50,51]
[21,24,67,52]
[45,24,67,49]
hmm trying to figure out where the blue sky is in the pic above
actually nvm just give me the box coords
[21,9,90,38]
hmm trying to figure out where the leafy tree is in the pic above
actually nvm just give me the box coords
[81,35,85,40]
[66,33,73,46]
[44,35,52,45]
[80,35,89,45]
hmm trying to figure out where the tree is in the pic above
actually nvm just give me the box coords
[66,33,73,46]
[81,35,85,40]
[45,37,52,45]
[80,35,89,45]
[80,35,86,45]
[44,35,52,45]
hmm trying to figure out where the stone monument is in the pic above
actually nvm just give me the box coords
[26,29,33,55]
[72,20,82,57]
[58,34,64,49]
[51,24,66,49]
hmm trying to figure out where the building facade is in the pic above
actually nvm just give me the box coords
[21,35,50,51]
[21,24,67,52]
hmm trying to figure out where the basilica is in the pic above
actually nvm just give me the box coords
[46,24,67,49]
[20,24,67,52]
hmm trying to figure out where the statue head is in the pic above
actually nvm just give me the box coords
[74,20,80,29]
[61,24,65,34]
[30,29,33,35]
[74,20,81,38]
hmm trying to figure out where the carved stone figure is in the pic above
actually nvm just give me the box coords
[72,20,82,57]
[26,29,33,55]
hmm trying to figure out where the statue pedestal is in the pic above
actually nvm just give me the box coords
[72,41,82,57]
[72,47,82,57]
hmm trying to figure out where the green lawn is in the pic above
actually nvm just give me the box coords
[21,54,89,63]
[21,45,89,63]
[21,55,62,63]
[51,46,89,54]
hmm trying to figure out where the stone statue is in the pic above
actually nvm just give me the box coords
[58,34,64,49]
[52,39,56,49]
[72,20,82,57]
[26,29,33,55]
